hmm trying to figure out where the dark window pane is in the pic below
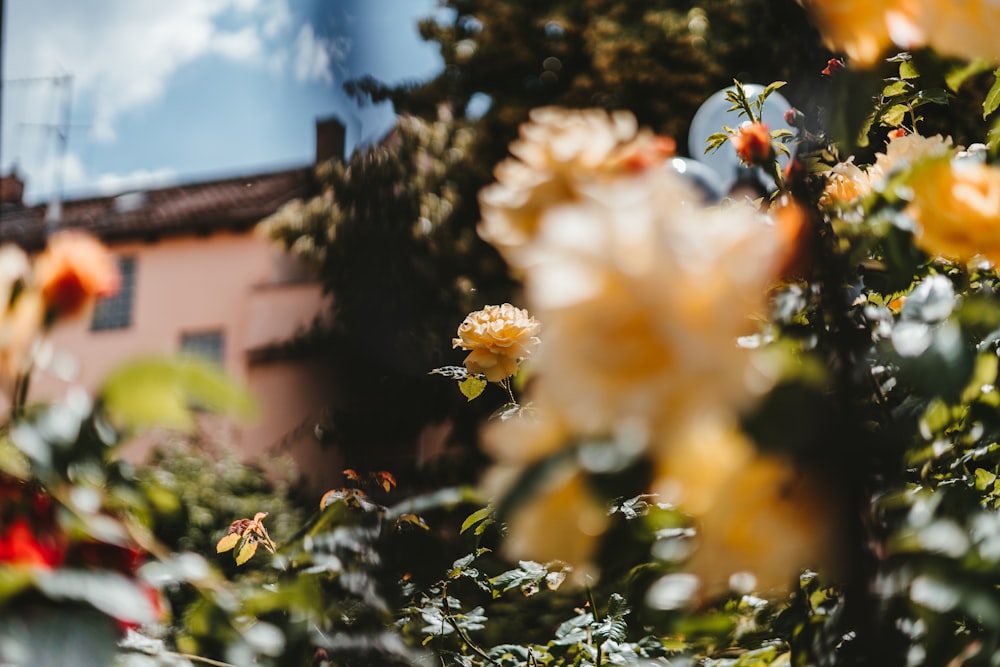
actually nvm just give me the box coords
[91,256,135,331]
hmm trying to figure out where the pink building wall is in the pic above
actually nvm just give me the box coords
[30,229,342,492]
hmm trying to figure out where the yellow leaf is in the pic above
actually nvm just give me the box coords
[236,539,259,565]
[216,533,240,553]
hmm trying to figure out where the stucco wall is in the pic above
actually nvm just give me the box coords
[29,230,337,491]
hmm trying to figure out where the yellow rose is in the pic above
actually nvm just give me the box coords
[821,159,871,206]
[503,467,609,582]
[452,303,540,382]
[685,455,844,598]
[799,0,922,65]
[907,157,1000,264]
[479,107,675,265]
[651,419,755,516]
[867,132,952,185]
[523,179,780,441]
[920,0,1000,63]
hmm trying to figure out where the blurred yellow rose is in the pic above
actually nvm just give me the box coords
[799,0,921,65]
[503,467,608,582]
[651,419,755,516]
[919,1,1000,63]
[452,303,540,382]
[821,160,871,206]
[867,132,952,185]
[479,107,675,265]
[685,455,844,598]
[523,178,781,441]
[907,157,1000,264]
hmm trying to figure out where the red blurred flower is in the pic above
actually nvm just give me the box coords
[34,231,120,320]
[731,122,774,166]
[888,128,907,140]
[0,519,64,568]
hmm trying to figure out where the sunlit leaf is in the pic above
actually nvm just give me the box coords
[236,539,259,566]
[458,375,487,401]
[976,468,997,492]
[216,532,240,553]
[985,68,1000,118]
[461,506,493,534]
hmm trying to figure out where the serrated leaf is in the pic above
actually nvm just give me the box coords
[882,80,911,97]
[236,539,259,565]
[458,376,487,401]
[881,103,910,127]
[899,59,919,79]
[461,506,493,534]
[985,69,1000,118]
[216,532,240,553]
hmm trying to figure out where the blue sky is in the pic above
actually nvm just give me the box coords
[1,0,445,204]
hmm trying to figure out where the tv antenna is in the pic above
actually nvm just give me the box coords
[6,71,86,228]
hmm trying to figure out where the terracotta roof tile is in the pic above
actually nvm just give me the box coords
[0,167,314,249]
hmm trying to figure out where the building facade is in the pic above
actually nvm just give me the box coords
[0,119,348,492]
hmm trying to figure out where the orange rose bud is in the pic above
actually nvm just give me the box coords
[731,122,774,166]
[887,128,907,140]
[35,231,120,319]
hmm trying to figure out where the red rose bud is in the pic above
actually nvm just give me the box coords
[821,58,845,76]
[784,108,804,128]
[731,121,774,166]
[888,128,907,140]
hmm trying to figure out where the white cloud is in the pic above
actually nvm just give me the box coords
[3,0,295,145]
[95,167,178,195]
[292,24,334,85]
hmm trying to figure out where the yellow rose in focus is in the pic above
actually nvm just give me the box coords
[686,456,844,598]
[907,158,1000,264]
[799,0,921,65]
[503,467,608,582]
[453,303,540,382]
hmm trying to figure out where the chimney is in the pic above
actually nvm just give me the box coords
[0,172,25,207]
[315,116,346,164]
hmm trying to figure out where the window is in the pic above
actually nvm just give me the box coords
[180,330,225,366]
[91,256,136,330]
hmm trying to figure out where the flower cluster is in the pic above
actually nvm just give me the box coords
[473,107,837,590]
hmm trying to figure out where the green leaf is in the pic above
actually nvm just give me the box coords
[461,506,493,534]
[881,103,910,127]
[458,375,487,401]
[946,59,993,92]
[899,59,919,80]
[976,468,997,492]
[100,357,256,431]
[882,80,911,97]
[985,69,1000,118]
